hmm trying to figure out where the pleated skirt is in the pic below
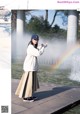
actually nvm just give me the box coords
[15,71,39,98]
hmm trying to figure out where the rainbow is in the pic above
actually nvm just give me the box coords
[52,43,80,70]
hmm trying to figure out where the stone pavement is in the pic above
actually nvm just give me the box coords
[12,79,80,114]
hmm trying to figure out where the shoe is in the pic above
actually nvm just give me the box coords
[23,97,34,102]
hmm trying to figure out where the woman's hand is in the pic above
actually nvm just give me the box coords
[44,43,47,48]
[41,43,47,48]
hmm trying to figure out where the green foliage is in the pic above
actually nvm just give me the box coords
[11,10,67,38]
[26,16,50,34]
[53,24,60,33]
[26,15,67,38]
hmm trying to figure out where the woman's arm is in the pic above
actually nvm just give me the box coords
[27,45,45,57]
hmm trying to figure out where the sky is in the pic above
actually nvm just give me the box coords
[26,10,67,30]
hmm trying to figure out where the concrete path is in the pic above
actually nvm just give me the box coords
[12,79,80,114]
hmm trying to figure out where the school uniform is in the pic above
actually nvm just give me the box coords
[15,44,45,98]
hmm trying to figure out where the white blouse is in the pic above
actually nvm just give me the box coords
[23,44,45,71]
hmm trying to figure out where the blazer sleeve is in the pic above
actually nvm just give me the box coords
[27,45,45,57]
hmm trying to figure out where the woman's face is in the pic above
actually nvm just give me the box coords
[32,39,38,45]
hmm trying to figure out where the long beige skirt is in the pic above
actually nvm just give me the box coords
[15,71,39,98]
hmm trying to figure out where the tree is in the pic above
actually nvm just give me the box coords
[11,10,67,38]
[45,10,48,21]
[11,10,31,32]
[44,10,68,27]
[59,10,68,26]
[11,10,17,32]
[50,10,58,27]
[53,24,60,32]
[27,16,47,33]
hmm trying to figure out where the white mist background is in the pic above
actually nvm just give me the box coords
[12,33,74,70]
[69,48,80,82]
[12,33,67,65]
[12,33,80,82]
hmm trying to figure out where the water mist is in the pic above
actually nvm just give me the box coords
[69,46,80,82]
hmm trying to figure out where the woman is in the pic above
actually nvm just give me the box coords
[15,34,47,102]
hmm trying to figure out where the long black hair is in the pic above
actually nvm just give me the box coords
[28,40,38,49]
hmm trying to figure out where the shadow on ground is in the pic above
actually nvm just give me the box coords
[34,86,72,100]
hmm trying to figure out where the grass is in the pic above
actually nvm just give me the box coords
[12,62,80,114]
[12,62,80,86]
[38,66,79,86]
[12,62,23,79]
[63,104,80,114]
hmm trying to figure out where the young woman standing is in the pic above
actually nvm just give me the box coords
[15,34,47,102]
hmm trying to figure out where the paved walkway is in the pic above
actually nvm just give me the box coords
[12,79,80,114]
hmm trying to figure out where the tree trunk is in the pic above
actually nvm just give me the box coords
[11,10,17,33]
[50,10,58,27]
[45,10,48,21]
